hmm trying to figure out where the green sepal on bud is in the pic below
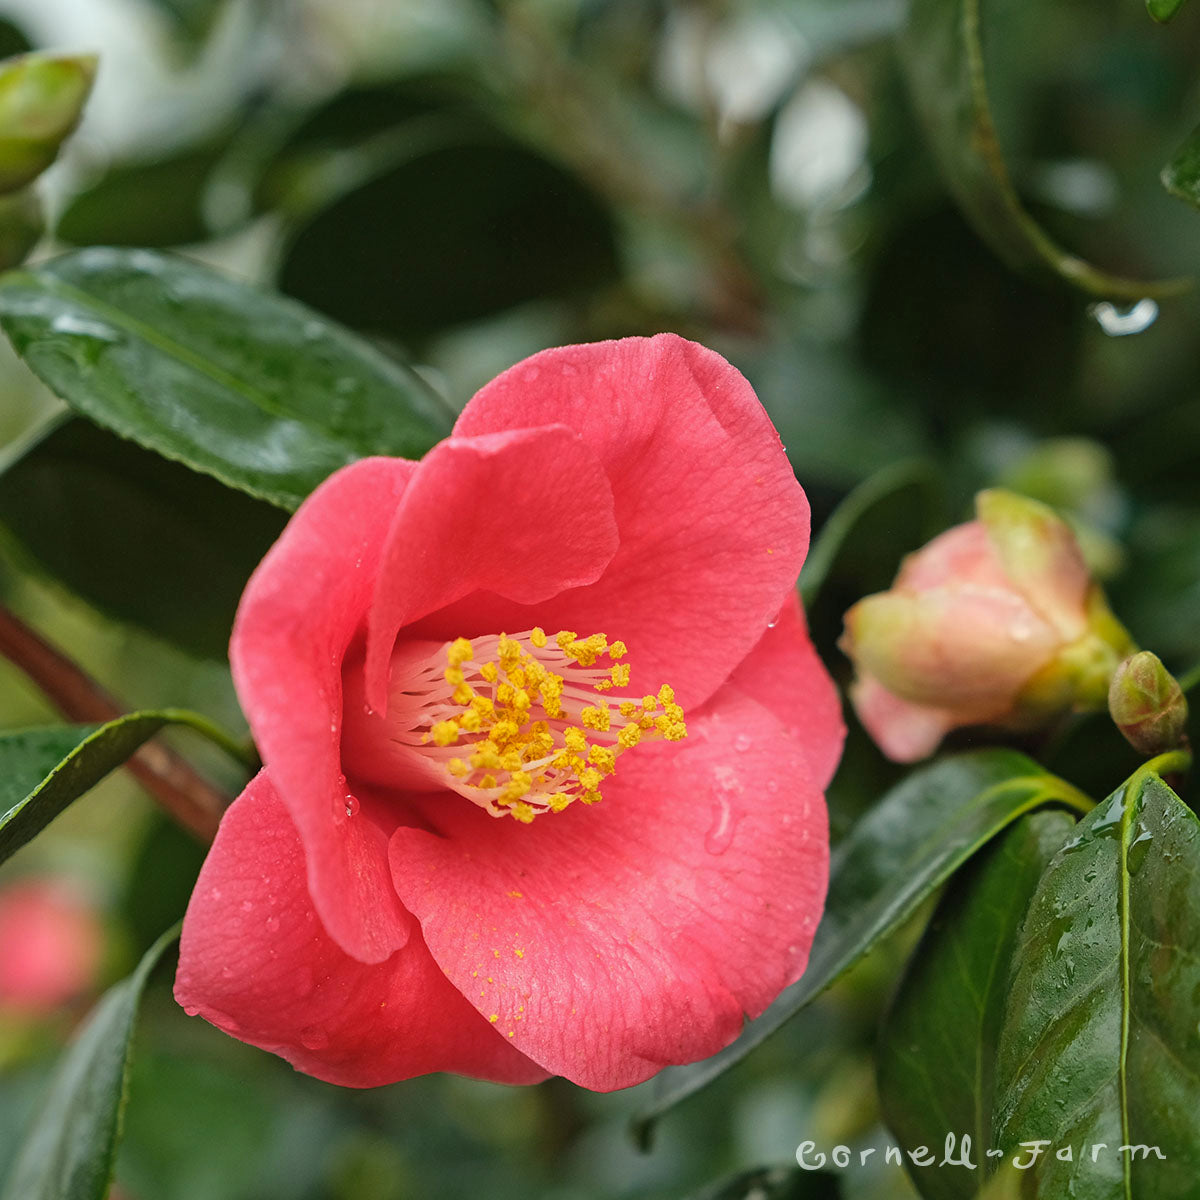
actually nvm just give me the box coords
[0,52,97,196]
[1108,651,1189,757]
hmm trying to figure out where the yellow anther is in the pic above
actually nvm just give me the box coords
[658,684,676,706]
[642,695,658,712]
[588,745,616,775]
[555,630,577,649]
[618,722,642,749]
[460,710,482,733]
[618,701,637,718]
[563,727,587,754]
[548,794,572,812]
[447,638,474,667]
[498,635,522,664]
[579,767,601,791]
[510,802,536,824]
[431,720,459,746]
[470,696,495,717]
[580,704,611,732]
[608,640,627,660]
[452,684,474,705]
[581,790,602,805]
[447,758,470,778]
[478,773,498,789]
[480,662,499,684]
[530,627,548,648]
[610,663,630,687]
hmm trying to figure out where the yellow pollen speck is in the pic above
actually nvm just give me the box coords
[507,890,523,898]
[515,948,524,958]
[489,1014,499,1023]
[767,548,775,555]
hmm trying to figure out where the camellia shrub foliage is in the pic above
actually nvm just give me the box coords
[0,1,1199,1198]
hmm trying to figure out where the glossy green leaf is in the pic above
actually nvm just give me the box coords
[877,809,1076,1200]
[1161,123,1200,212]
[1147,0,1187,21]
[0,248,453,509]
[147,0,226,41]
[992,766,1200,1197]
[0,420,287,659]
[634,751,1092,1136]
[0,709,241,866]
[0,923,180,1200]
[897,0,1188,300]
[0,53,96,195]
[278,129,620,341]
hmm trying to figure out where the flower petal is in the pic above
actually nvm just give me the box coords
[894,522,1010,593]
[842,586,1058,711]
[389,687,828,1091]
[849,672,958,762]
[175,772,547,1088]
[231,457,416,963]
[448,334,809,710]
[364,426,619,712]
[726,591,845,789]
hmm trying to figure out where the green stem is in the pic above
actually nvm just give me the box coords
[160,708,259,773]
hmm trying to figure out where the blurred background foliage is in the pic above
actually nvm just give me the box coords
[0,0,1199,1196]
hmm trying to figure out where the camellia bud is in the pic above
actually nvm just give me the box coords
[841,488,1135,762]
[0,52,97,195]
[1108,651,1188,757]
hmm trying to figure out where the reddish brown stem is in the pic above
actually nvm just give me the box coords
[0,602,226,841]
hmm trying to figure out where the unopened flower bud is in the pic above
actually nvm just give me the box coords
[841,488,1135,762]
[0,52,97,195]
[1108,651,1188,757]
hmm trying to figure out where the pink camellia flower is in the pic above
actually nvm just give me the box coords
[0,878,103,1014]
[842,488,1135,763]
[174,333,843,1091]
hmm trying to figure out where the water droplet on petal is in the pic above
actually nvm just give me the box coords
[344,794,359,817]
[734,733,752,752]
[300,1025,330,1050]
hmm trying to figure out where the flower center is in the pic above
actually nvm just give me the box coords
[383,628,686,822]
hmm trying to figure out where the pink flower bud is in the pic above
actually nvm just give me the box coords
[841,489,1135,762]
[0,878,103,1014]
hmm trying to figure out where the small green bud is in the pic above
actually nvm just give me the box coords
[1108,651,1188,757]
[0,52,97,195]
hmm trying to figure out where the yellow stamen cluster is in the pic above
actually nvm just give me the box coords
[412,628,685,822]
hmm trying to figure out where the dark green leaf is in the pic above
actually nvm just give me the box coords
[0,21,32,60]
[799,459,940,608]
[897,0,1187,300]
[877,809,1076,1200]
[278,129,619,341]
[1147,0,1188,21]
[634,751,1092,1135]
[992,769,1200,1197]
[0,248,453,510]
[0,53,96,195]
[0,709,240,865]
[0,924,180,1200]
[1162,123,1200,212]
[56,131,237,248]
[0,420,287,659]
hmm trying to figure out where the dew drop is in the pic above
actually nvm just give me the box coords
[734,733,752,753]
[300,1026,329,1051]
[704,788,743,855]
[1088,297,1158,337]
[766,618,779,629]
[183,1005,201,1017]
[344,794,360,817]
